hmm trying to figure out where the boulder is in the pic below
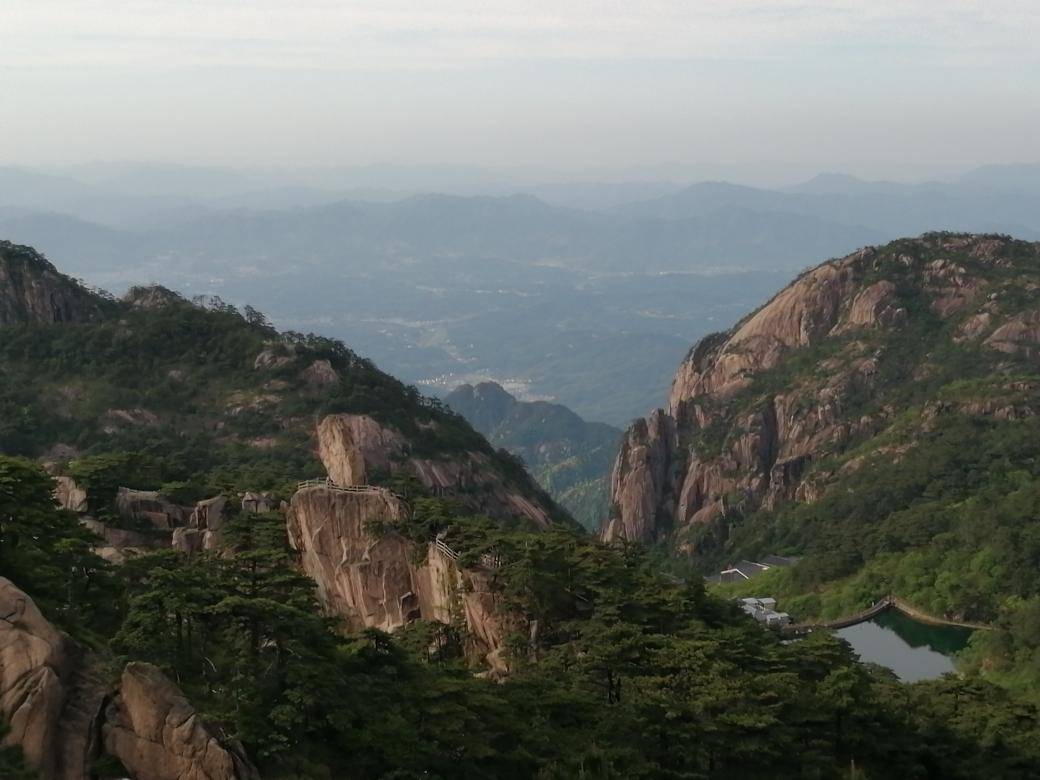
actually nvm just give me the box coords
[190,496,228,532]
[116,488,190,530]
[102,662,257,780]
[0,578,72,778]
[241,492,277,514]
[317,414,407,486]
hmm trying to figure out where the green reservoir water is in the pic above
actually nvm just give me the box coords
[835,608,975,683]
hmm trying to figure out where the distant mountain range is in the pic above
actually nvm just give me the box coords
[1,162,1036,424]
[444,381,621,529]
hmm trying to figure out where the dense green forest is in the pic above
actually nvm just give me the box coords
[7,451,1040,779]
[0,272,561,523]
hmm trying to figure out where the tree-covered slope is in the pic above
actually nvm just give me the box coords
[445,381,621,529]
[0,241,562,524]
[605,232,1040,692]
[7,447,1040,779]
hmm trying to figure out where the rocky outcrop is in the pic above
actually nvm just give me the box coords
[317,414,407,486]
[253,344,295,370]
[190,496,228,532]
[53,476,88,514]
[605,234,1040,548]
[116,488,191,530]
[602,410,675,543]
[0,242,110,326]
[82,518,163,562]
[288,486,413,630]
[0,579,255,780]
[288,486,510,671]
[317,413,552,528]
[102,663,258,780]
[0,578,73,778]
[123,285,184,310]
[101,408,160,434]
[242,491,278,514]
[985,309,1040,361]
[173,496,236,553]
[302,359,338,387]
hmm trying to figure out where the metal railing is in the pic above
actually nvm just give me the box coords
[433,537,501,569]
[296,478,388,494]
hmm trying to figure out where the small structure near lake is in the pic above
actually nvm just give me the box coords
[739,597,791,629]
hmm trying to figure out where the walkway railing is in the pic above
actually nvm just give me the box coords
[434,538,460,561]
[784,595,994,636]
[296,478,389,495]
[433,537,501,569]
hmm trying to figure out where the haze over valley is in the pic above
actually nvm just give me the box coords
[4,161,1039,423]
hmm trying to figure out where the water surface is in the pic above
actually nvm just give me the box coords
[835,608,974,683]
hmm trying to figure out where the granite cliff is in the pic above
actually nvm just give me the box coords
[604,234,1040,555]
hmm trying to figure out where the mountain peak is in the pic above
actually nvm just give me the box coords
[606,232,1040,547]
[0,240,113,325]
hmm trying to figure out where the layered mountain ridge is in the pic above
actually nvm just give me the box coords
[445,381,621,528]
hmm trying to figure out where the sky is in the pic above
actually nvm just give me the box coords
[2,1,1039,180]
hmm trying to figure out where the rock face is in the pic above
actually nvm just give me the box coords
[288,486,510,670]
[116,488,191,530]
[604,234,1040,547]
[172,496,229,552]
[123,285,184,310]
[0,242,110,325]
[317,413,553,528]
[986,309,1040,361]
[102,662,258,780]
[602,410,675,543]
[0,579,257,780]
[288,486,413,630]
[241,491,277,514]
[53,476,88,514]
[0,578,72,778]
[302,358,339,387]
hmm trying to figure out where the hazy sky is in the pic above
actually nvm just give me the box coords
[2,1,1038,178]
